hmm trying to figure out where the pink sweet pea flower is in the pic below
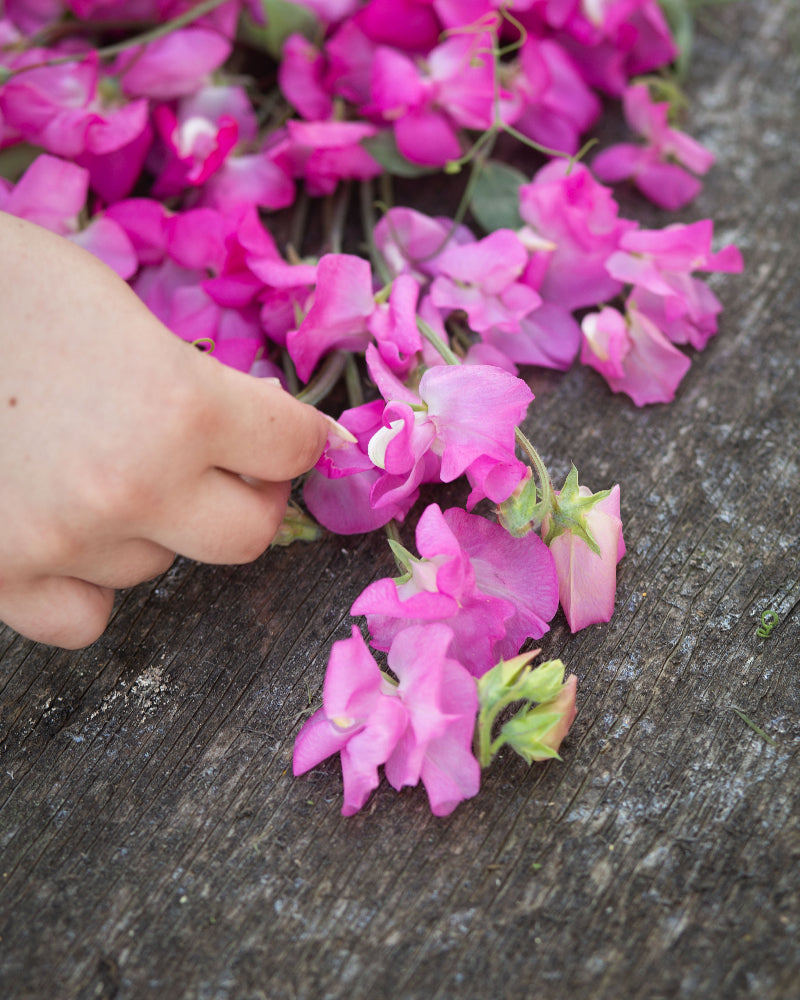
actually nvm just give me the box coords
[429,229,541,334]
[580,303,691,405]
[293,624,480,816]
[593,83,714,209]
[0,50,149,160]
[518,160,637,310]
[605,220,744,350]
[373,207,474,282]
[278,34,334,121]
[546,484,625,632]
[508,36,601,155]
[293,626,409,816]
[151,84,256,197]
[366,347,532,508]
[114,6,237,100]
[551,0,678,96]
[287,253,376,381]
[353,503,558,676]
[272,119,382,196]
[304,401,422,534]
[382,624,481,816]
[368,31,496,166]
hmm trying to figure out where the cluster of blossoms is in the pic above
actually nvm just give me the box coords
[0,0,741,815]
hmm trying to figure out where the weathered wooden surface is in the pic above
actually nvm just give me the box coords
[1,2,799,997]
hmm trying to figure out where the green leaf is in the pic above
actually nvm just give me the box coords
[241,0,319,60]
[470,160,527,233]
[361,131,438,178]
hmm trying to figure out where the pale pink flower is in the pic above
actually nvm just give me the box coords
[546,484,625,632]
[580,303,691,405]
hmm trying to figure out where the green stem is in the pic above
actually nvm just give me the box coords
[329,180,352,255]
[416,317,461,366]
[345,353,364,409]
[359,180,393,285]
[296,350,348,406]
[514,427,555,519]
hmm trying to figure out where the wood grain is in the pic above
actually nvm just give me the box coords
[1,2,799,997]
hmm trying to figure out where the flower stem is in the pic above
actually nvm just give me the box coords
[514,427,555,517]
[416,317,461,366]
[296,350,348,406]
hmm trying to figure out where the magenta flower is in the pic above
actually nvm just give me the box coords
[366,346,532,508]
[352,503,558,676]
[605,220,744,350]
[368,31,496,166]
[509,36,601,155]
[0,50,149,159]
[429,229,541,334]
[151,84,256,197]
[518,160,637,310]
[304,401,422,534]
[287,253,376,381]
[373,207,474,282]
[293,626,409,816]
[114,10,236,100]
[293,624,480,816]
[278,34,334,122]
[593,83,715,210]
[580,303,691,405]
[546,483,626,632]
[272,119,382,196]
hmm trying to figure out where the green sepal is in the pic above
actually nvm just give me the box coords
[497,472,547,537]
[543,464,612,555]
[240,0,319,60]
[387,538,418,583]
[271,503,322,546]
[499,706,565,764]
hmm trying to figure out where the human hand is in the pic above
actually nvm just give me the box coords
[0,212,328,648]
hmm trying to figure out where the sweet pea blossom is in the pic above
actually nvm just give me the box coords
[304,401,424,534]
[368,31,496,166]
[545,480,625,632]
[352,503,559,676]
[593,83,715,209]
[366,347,532,508]
[429,229,541,334]
[580,303,691,405]
[518,160,637,310]
[605,220,745,350]
[293,624,480,816]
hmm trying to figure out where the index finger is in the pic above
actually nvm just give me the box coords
[199,359,329,482]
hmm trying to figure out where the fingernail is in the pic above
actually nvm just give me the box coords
[262,377,283,387]
[322,413,357,443]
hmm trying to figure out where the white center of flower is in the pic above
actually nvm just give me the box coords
[368,419,406,470]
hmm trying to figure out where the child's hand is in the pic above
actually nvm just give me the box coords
[0,212,328,648]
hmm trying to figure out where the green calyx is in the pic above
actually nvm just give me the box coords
[541,465,612,556]
[476,653,571,768]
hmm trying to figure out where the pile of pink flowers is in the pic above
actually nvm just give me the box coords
[0,0,742,816]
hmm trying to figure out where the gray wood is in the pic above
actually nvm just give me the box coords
[1,2,799,997]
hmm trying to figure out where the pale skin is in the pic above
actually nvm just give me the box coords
[0,211,328,649]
